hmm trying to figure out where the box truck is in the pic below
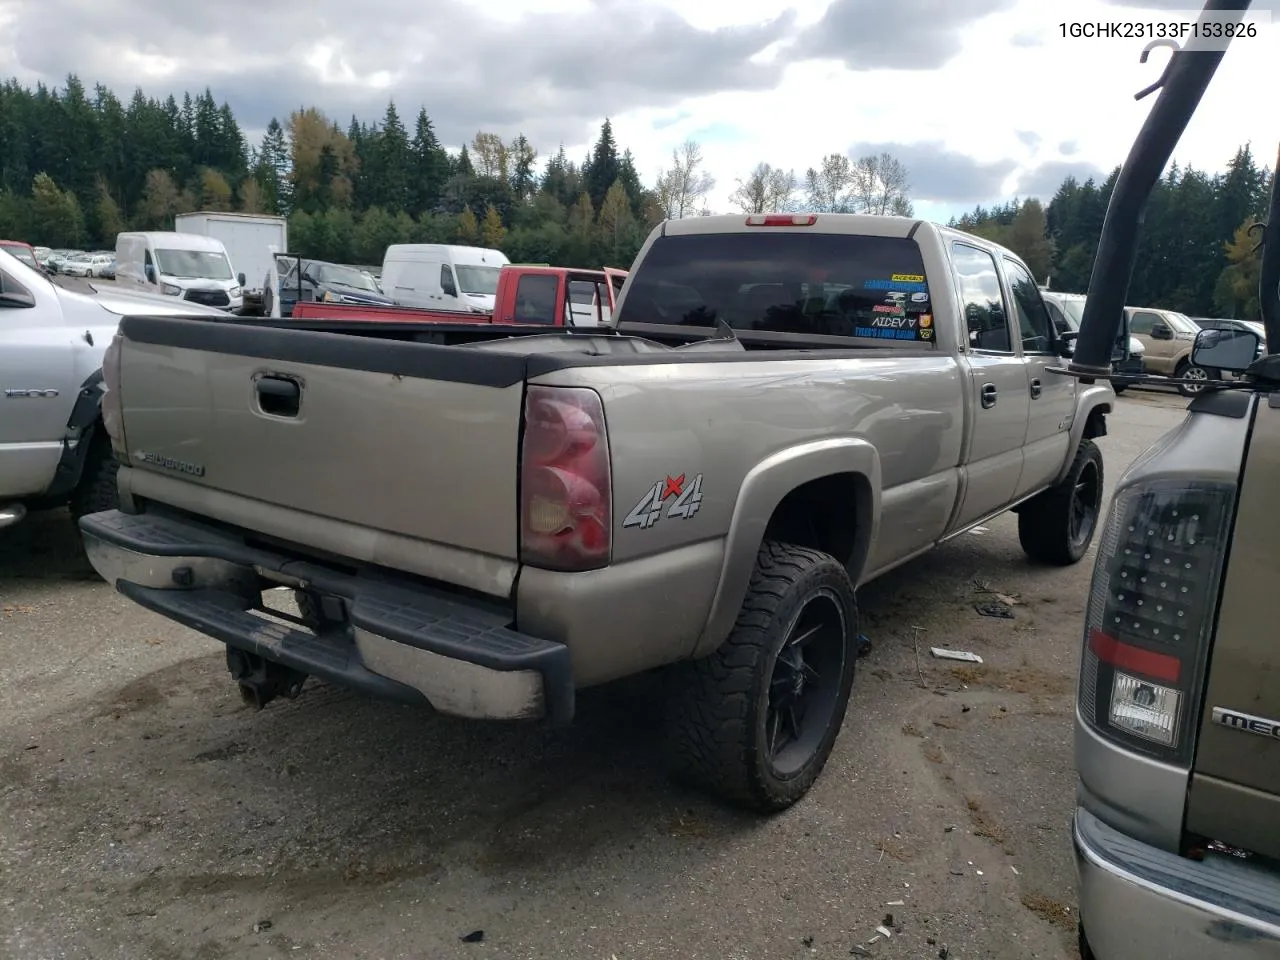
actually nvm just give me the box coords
[173,211,287,315]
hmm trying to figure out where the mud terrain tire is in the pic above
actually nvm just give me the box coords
[665,541,859,812]
[1018,438,1104,566]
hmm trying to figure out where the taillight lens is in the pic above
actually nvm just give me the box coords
[100,334,127,458]
[520,385,611,571]
[1078,479,1237,762]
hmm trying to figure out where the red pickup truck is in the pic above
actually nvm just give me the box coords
[291,265,628,326]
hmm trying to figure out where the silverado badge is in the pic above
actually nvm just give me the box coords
[133,450,206,477]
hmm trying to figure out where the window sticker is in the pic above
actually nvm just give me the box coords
[864,277,928,294]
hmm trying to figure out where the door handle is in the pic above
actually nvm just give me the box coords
[255,375,301,417]
[1030,378,1042,399]
[980,383,998,409]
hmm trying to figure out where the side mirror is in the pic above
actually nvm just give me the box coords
[1056,330,1078,357]
[237,272,246,286]
[1192,328,1260,374]
[1151,324,1172,340]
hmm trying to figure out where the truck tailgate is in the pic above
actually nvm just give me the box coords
[114,315,525,561]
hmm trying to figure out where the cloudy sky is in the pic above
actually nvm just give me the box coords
[1,0,1276,221]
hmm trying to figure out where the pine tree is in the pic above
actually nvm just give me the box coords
[410,107,449,214]
[583,119,620,212]
[377,101,412,214]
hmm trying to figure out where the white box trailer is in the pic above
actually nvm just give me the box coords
[173,211,287,314]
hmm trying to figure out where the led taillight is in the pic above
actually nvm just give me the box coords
[100,334,127,458]
[519,385,611,571]
[1078,480,1237,760]
[745,214,818,226]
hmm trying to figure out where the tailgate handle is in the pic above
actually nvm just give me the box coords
[256,376,301,417]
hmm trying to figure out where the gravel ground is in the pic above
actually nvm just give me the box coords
[0,388,1188,960]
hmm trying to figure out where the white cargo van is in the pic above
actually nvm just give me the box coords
[115,232,243,312]
[173,212,287,314]
[379,244,509,313]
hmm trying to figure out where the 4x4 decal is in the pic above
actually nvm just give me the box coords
[622,473,704,529]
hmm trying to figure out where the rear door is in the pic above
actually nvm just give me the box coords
[1003,258,1075,498]
[949,241,1029,528]
[1185,397,1280,858]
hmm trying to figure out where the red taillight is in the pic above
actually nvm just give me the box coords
[1078,480,1236,759]
[520,385,611,571]
[745,214,817,226]
[100,334,127,457]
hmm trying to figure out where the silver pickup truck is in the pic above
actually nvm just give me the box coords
[80,213,1117,810]
[0,252,225,532]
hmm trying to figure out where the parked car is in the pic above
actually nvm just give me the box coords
[59,253,99,277]
[264,258,394,317]
[1041,290,1145,392]
[1125,307,1208,396]
[79,212,1116,813]
[0,239,41,273]
[98,258,116,280]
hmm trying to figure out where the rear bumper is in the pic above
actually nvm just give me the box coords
[79,509,574,724]
[1074,807,1280,958]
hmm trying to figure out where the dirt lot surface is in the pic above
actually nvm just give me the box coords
[0,389,1188,960]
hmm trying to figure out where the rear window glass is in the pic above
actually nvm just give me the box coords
[615,232,935,344]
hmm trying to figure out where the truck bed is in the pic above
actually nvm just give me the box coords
[108,313,948,593]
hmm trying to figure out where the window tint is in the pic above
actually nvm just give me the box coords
[613,232,937,344]
[568,280,597,305]
[513,274,560,324]
[1004,259,1055,353]
[1044,299,1071,334]
[1129,311,1160,336]
[951,242,1010,352]
[440,264,456,294]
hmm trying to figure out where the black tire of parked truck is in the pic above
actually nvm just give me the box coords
[664,541,859,813]
[68,431,119,521]
[1017,438,1104,566]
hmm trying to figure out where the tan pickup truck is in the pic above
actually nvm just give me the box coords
[79,213,1118,811]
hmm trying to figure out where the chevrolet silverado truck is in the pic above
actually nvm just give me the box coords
[79,212,1119,811]
[1063,1,1280,952]
[0,250,224,532]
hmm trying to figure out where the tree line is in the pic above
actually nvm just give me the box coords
[951,145,1274,319]
[0,75,1270,318]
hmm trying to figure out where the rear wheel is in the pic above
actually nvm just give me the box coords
[68,431,119,521]
[664,541,858,812]
[1018,439,1104,566]
[1175,358,1213,397]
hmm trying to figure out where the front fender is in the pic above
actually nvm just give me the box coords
[1053,384,1113,486]
[690,438,881,658]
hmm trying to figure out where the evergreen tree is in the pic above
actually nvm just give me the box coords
[583,119,620,211]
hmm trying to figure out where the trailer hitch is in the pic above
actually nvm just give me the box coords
[226,647,308,709]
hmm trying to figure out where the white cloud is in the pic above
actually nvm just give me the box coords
[0,0,1274,222]
[615,0,1278,217]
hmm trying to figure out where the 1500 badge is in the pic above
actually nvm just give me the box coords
[623,473,704,529]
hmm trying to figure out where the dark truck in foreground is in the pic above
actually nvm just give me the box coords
[80,212,1118,811]
[1056,2,1280,956]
